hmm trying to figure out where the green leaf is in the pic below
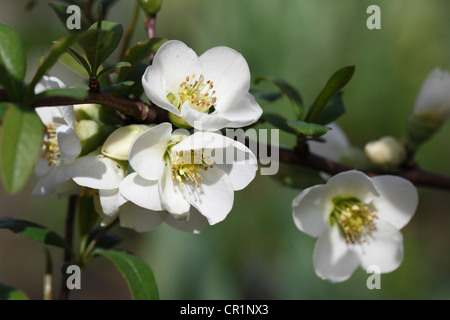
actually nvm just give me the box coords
[261,112,297,134]
[88,228,122,250]
[0,283,29,300]
[305,66,355,122]
[26,33,81,101]
[0,217,68,249]
[49,3,90,33]
[80,21,124,75]
[102,81,134,95]
[33,87,88,100]
[0,104,43,193]
[59,51,90,77]
[0,103,7,118]
[314,91,346,125]
[97,62,131,79]
[0,23,26,102]
[140,0,162,15]
[249,88,282,104]
[254,75,303,119]
[94,248,159,300]
[78,196,98,239]
[287,120,330,138]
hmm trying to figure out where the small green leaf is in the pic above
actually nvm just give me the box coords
[49,3,90,33]
[88,228,122,250]
[140,0,162,15]
[102,81,134,94]
[34,87,88,100]
[59,51,90,77]
[94,248,159,300]
[80,21,124,75]
[249,89,282,104]
[26,33,81,101]
[0,283,29,300]
[254,76,303,119]
[0,217,68,249]
[287,120,330,138]
[261,112,297,134]
[305,66,355,122]
[314,91,346,125]
[97,62,131,79]
[0,104,43,194]
[0,23,26,102]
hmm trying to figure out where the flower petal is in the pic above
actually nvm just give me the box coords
[119,202,167,232]
[292,184,329,237]
[129,123,172,180]
[326,170,379,203]
[159,166,191,215]
[142,40,202,115]
[34,156,52,177]
[56,125,81,162]
[313,224,360,283]
[371,175,418,230]
[63,155,125,190]
[180,104,231,131]
[182,167,234,225]
[165,208,207,234]
[98,188,121,218]
[356,219,404,274]
[119,172,163,211]
[211,92,262,128]
[31,167,59,197]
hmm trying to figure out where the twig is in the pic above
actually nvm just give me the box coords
[58,195,77,300]
[120,0,141,59]
[144,13,157,64]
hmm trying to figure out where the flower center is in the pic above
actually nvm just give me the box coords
[167,73,217,114]
[329,197,378,244]
[165,137,213,188]
[42,123,61,166]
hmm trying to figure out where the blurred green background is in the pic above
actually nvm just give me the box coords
[1,0,450,299]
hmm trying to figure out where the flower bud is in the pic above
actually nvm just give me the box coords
[407,67,450,150]
[102,125,150,160]
[364,136,406,170]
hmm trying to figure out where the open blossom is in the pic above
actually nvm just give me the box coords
[120,122,258,226]
[292,170,418,283]
[142,40,262,130]
[32,76,81,197]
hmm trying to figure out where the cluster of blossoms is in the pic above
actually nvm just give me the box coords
[33,40,435,283]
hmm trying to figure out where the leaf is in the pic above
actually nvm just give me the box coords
[261,112,297,134]
[254,75,303,119]
[119,38,166,80]
[94,248,159,300]
[0,217,69,249]
[59,51,90,77]
[287,120,330,138]
[80,21,124,75]
[26,33,81,101]
[0,23,26,102]
[102,81,134,95]
[88,228,122,250]
[305,66,355,122]
[313,91,346,125]
[97,62,131,79]
[0,283,29,300]
[49,3,90,33]
[0,104,43,194]
[249,88,282,104]
[78,196,98,239]
[33,87,88,100]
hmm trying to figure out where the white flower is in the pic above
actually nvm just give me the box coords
[142,40,262,130]
[32,76,81,197]
[364,136,406,170]
[412,67,450,127]
[120,122,258,226]
[292,170,418,283]
[101,124,149,160]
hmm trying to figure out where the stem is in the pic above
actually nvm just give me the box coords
[43,248,53,300]
[145,13,157,64]
[81,220,119,265]
[120,0,141,59]
[58,195,77,301]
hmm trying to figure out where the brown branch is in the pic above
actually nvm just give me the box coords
[145,13,157,64]
[30,91,169,124]
[276,145,450,191]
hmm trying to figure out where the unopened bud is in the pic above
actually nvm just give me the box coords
[364,136,406,170]
[102,125,150,160]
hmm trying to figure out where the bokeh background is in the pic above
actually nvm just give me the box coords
[1,0,450,299]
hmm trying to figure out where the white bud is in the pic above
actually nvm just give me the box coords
[364,136,406,170]
[102,125,149,160]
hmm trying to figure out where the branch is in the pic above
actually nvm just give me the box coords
[276,145,450,190]
[144,13,157,64]
[30,91,169,124]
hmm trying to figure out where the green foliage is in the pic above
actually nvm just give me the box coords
[49,3,90,33]
[0,23,26,102]
[254,75,303,119]
[0,104,42,194]
[313,91,346,125]
[0,217,69,250]
[261,112,297,134]
[59,51,90,77]
[94,248,159,300]
[78,196,99,242]
[140,0,163,15]
[287,120,330,138]
[0,283,29,300]
[305,66,355,122]
[33,87,88,100]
